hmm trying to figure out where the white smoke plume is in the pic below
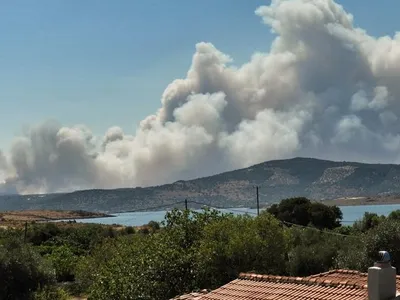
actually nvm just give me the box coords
[2,0,400,194]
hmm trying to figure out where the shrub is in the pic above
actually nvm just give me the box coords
[124,226,135,235]
[286,228,341,276]
[33,286,69,300]
[197,212,288,287]
[147,220,161,232]
[353,212,385,232]
[0,239,56,299]
[45,245,78,282]
[364,219,400,271]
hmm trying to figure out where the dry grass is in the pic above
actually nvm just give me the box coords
[0,210,109,221]
[323,195,400,206]
[0,210,112,229]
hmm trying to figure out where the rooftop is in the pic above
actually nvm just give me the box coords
[306,269,400,291]
[171,289,209,300]
[198,272,368,300]
[172,269,400,300]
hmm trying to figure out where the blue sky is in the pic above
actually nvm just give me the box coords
[0,0,398,151]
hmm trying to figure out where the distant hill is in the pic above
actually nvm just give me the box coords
[2,157,400,212]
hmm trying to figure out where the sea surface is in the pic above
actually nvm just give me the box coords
[57,204,400,227]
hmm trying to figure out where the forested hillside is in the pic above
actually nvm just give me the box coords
[3,157,400,212]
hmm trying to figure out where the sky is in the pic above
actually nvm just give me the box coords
[0,0,268,149]
[1,0,398,150]
[2,0,400,194]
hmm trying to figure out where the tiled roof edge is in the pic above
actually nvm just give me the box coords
[307,269,366,278]
[308,269,400,279]
[238,272,367,289]
[170,289,209,300]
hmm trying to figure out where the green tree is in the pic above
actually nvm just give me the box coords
[388,210,400,221]
[268,197,342,229]
[286,228,344,276]
[45,245,78,282]
[123,226,135,235]
[335,236,367,271]
[147,220,161,233]
[353,212,385,232]
[0,239,56,300]
[363,219,400,271]
[27,223,62,245]
[268,197,311,226]
[197,212,288,288]
[85,234,198,300]
[162,207,226,249]
[81,208,228,300]
[308,202,342,229]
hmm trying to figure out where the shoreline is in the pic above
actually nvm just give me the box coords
[0,209,113,223]
[320,196,400,207]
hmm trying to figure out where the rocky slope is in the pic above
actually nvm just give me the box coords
[2,157,400,212]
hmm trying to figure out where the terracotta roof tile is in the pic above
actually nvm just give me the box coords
[197,271,369,300]
[171,290,209,300]
[173,269,400,300]
[306,269,400,291]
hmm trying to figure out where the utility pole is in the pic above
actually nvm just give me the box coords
[185,198,188,210]
[24,221,28,243]
[256,186,260,216]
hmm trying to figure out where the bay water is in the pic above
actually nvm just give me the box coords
[59,204,400,227]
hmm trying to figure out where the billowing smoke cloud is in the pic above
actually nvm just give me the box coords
[2,0,400,194]
[0,150,8,183]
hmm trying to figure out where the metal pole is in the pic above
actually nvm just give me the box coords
[185,198,188,210]
[256,186,260,216]
[24,222,28,243]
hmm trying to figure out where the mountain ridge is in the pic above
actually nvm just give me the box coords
[2,157,400,212]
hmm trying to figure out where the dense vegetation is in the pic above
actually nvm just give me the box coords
[267,197,342,229]
[2,197,400,299]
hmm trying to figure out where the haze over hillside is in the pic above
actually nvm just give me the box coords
[2,157,400,212]
[2,0,400,195]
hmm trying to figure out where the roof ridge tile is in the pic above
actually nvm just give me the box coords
[238,273,367,289]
